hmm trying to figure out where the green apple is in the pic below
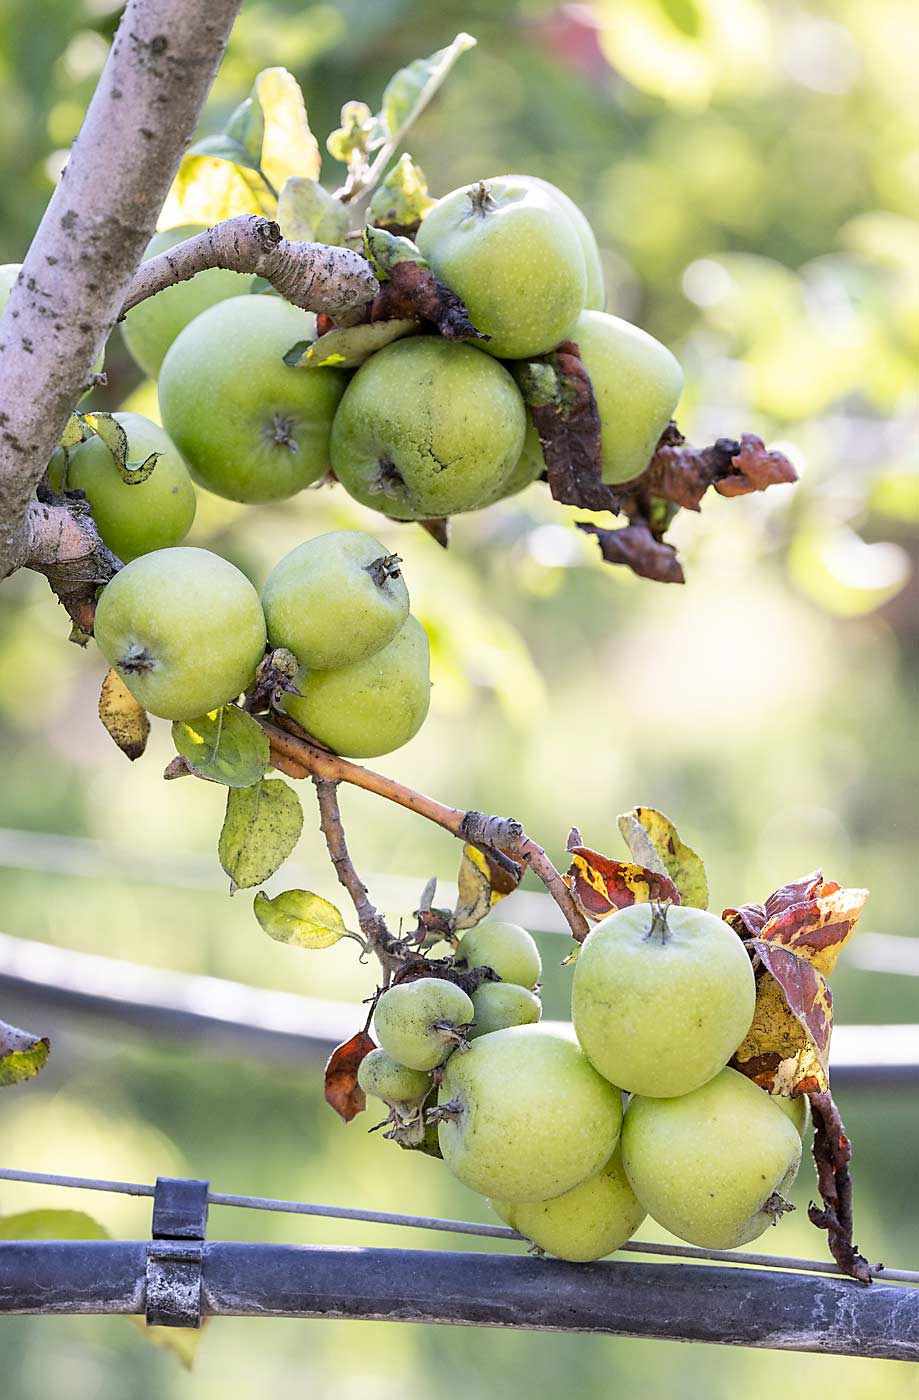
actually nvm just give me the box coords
[282,614,430,759]
[492,1145,645,1262]
[494,175,605,312]
[2,263,104,385]
[261,530,409,670]
[373,977,474,1072]
[469,982,540,1038]
[330,337,526,520]
[621,1067,802,1250]
[483,420,544,505]
[159,295,347,503]
[416,177,586,359]
[775,1093,811,1139]
[571,901,755,1098]
[93,546,267,721]
[56,412,195,562]
[574,309,683,484]
[436,1024,622,1202]
[357,1049,432,1109]
[121,225,252,378]
[457,921,541,990]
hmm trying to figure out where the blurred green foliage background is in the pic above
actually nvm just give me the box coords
[1,0,918,1394]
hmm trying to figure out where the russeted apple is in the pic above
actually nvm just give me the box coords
[159,295,347,503]
[572,901,755,1098]
[330,337,526,520]
[93,546,267,721]
[457,921,541,990]
[469,982,541,1039]
[261,530,409,671]
[621,1067,802,1250]
[416,177,586,359]
[282,614,430,759]
[373,978,474,1072]
[121,224,252,378]
[436,1024,622,1203]
[574,310,683,484]
[492,1145,646,1262]
[54,412,196,561]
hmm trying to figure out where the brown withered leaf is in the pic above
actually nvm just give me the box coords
[371,261,487,342]
[641,430,740,511]
[418,517,449,548]
[324,1030,376,1122]
[454,843,521,931]
[714,434,798,498]
[514,343,615,511]
[565,846,681,923]
[98,669,150,761]
[577,522,685,584]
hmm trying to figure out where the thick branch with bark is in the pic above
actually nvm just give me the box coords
[120,216,377,326]
[312,778,404,974]
[0,0,244,580]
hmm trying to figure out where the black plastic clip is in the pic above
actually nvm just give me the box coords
[145,1176,209,1328]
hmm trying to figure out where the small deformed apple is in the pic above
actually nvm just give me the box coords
[373,977,474,1072]
[469,981,541,1039]
[357,1048,433,1111]
[457,921,542,990]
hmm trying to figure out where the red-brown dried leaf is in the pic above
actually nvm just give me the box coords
[641,432,740,511]
[418,517,449,548]
[565,846,681,923]
[517,343,617,511]
[324,1031,376,1122]
[714,434,798,498]
[577,522,685,584]
[723,901,767,940]
[370,261,486,342]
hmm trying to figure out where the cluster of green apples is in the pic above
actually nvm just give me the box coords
[93,529,431,759]
[108,173,683,530]
[362,903,808,1264]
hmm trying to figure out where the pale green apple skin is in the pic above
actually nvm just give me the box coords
[574,310,683,484]
[572,902,755,1099]
[437,1024,623,1203]
[775,1093,811,1139]
[416,177,586,359]
[261,530,409,671]
[282,614,430,759]
[61,412,196,562]
[483,420,544,505]
[93,546,267,721]
[492,175,605,312]
[458,922,542,990]
[621,1067,802,1250]
[121,225,252,378]
[469,982,541,1039]
[330,337,526,520]
[373,978,474,1072]
[159,296,347,503]
[492,1145,645,1262]
[356,1049,433,1108]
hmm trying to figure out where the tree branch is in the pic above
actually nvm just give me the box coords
[261,717,589,941]
[22,494,121,634]
[0,0,244,580]
[119,216,378,326]
[807,1089,873,1283]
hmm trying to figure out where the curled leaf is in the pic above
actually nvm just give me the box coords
[218,778,303,892]
[367,154,434,236]
[254,66,321,190]
[324,1030,376,1122]
[0,1019,50,1087]
[369,250,486,341]
[564,846,681,926]
[578,521,686,584]
[326,100,386,166]
[81,413,159,484]
[617,807,708,909]
[362,226,429,279]
[714,434,799,498]
[454,843,521,930]
[732,943,832,1097]
[285,318,420,370]
[171,706,270,787]
[254,889,348,948]
[380,33,477,141]
[514,343,609,510]
[99,668,150,762]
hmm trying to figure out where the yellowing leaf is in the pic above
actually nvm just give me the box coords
[618,807,708,908]
[81,412,159,483]
[367,154,434,233]
[0,1019,50,1087]
[255,67,321,191]
[218,778,303,892]
[284,318,420,370]
[564,846,680,928]
[99,669,150,762]
[253,889,348,948]
[171,706,269,787]
[158,154,269,230]
[454,843,520,931]
[732,943,832,1097]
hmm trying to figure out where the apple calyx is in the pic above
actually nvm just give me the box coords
[370,457,407,500]
[267,414,299,453]
[432,1021,472,1053]
[761,1192,796,1226]
[643,900,674,945]
[467,182,497,219]
[364,552,403,588]
[117,642,157,675]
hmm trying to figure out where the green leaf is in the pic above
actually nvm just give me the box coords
[253,889,348,948]
[255,66,321,191]
[0,1019,50,1087]
[380,33,476,142]
[367,154,434,232]
[188,133,260,173]
[361,226,427,280]
[285,318,420,370]
[276,176,349,246]
[171,706,270,787]
[80,412,159,484]
[225,93,265,168]
[617,807,709,909]
[0,1209,109,1241]
[219,778,303,892]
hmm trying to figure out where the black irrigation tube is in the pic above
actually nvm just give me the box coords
[1,1240,918,1358]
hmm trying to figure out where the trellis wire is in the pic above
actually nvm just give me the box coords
[1,1165,916,1286]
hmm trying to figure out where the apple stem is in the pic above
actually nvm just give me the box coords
[645,900,673,944]
[467,182,496,218]
[364,553,403,588]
